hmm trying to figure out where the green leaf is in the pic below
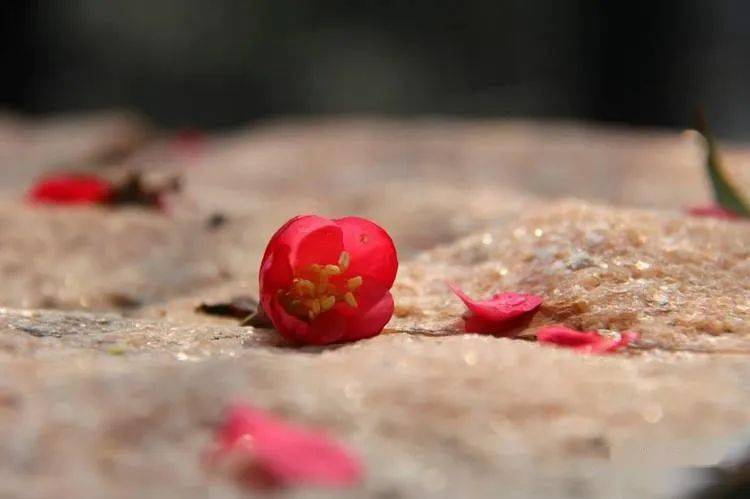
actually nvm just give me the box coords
[695,110,750,217]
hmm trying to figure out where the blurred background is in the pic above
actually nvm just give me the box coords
[3,1,750,137]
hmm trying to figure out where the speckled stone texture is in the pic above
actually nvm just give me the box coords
[0,111,147,197]
[0,114,749,498]
[393,200,750,352]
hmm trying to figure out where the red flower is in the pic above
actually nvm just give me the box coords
[209,404,363,489]
[449,284,542,335]
[687,205,742,220]
[27,174,113,205]
[536,325,638,354]
[259,215,398,345]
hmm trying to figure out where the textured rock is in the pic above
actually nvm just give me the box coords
[393,200,750,353]
[0,111,148,197]
[0,205,234,310]
[0,117,749,498]
[1,308,749,498]
[171,119,749,212]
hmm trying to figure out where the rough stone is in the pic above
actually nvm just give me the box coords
[0,117,749,498]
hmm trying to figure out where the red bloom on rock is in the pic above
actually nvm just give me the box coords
[259,215,398,345]
[536,325,638,354]
[28,171,179,210]
[28,174,113,205]
[687,205,743,220]
[449,284,542,335]
[210,404,363,489]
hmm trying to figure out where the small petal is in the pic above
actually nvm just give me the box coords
[536,326,639,354]
[28,174,112,205]
[449,284,542,335]
[211,405,363,489]
[596,330,639,354]
[449,285,542,322]
[687,205,743,220]
[462,313,536,336]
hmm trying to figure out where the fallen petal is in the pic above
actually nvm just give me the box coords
[28,174,112,205]
[449,284,542,335]
[536,326,638,354]
[687,205,743,220]
[210,404,363,489]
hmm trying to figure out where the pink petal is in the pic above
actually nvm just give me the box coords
[462,313,536,336]
[266,296,313,344]
[449,284,542,335]
[334,216,398,288]
[212,405,363,489]
[449,285,542,322]
[537,326,639,354]
[686,205,742,220]
[261,215,344,271]
[306,310,348,345]
[259,245,293,296]
[28,174,112,205]
[344,291,394,342]
[596,330,639,354]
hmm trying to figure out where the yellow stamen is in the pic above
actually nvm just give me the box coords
[338,251,350,272]
[293,278,315,297]
[282,255,364,320]
[324,264,341,275]
[320,295,336,311]
[344,292,358,308]
[347,276,363,291]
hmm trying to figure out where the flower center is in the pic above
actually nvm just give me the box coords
[279,251,363,321]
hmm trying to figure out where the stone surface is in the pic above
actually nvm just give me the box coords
[0,111,148,197]
[1,308,749,498]
[393,200,750,353]
[0,115,749,498]
[168,119,748,211]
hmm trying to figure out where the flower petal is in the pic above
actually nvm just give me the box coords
[265,297,312,343]
[591,330,639,354]
[449,285,542,322]
[687,205,743,220]
[259,246,296,336]
[28,174,112,205]
[536,326,601,347]
[463,313,536,336]
[306,311,348,345]
[259,245,293,295]
[344,291,394,342]
[536,326,639,354]
[262,215,344,271]
[334,216,398,288]
[212,405,363,489]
